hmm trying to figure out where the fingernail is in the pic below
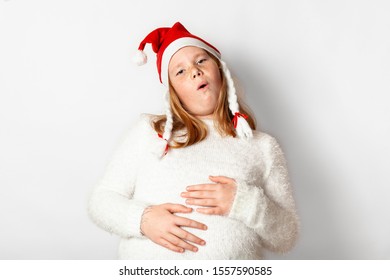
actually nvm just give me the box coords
[203,225,208,230]
[192,247,198,252]
[200,240,206,245]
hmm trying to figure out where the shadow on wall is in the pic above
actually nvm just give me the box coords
[233,55,350,259]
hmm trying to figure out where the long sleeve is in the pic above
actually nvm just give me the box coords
[88,115,151,239]
[228,136,299,253]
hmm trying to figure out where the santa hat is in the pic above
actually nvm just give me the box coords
[134,22,253,157]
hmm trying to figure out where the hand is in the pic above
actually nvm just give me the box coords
[140,203,207,253]
[181,176,237,216]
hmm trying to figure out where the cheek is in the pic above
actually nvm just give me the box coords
[171,78,189,95]
[216,77,222,91]
[173,85,193,107]
[211,67,222,89]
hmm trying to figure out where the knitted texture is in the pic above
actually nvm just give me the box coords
[88,114,299,259]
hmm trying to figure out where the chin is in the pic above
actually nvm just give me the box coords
[196,112,214,118]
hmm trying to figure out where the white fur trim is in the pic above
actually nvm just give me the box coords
[160,37,220,85]
[133,50,147,66]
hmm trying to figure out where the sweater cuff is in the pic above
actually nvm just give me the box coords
[228,180,267,228]
[126,200,151,238]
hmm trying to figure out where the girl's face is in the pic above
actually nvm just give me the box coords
[168,46,222,119]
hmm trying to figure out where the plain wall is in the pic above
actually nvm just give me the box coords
[1,0,389,259]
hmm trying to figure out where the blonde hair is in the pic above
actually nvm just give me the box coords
[152,54,256,149]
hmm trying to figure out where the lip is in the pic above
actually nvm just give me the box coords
[197,82,209,91]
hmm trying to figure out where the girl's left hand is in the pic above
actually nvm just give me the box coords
[181,175,237,216]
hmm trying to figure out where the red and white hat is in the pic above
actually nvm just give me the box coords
[134,22,253,157]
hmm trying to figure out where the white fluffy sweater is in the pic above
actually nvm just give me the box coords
[88,114,299,259]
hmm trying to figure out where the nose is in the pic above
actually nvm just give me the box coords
[191,67,202,79]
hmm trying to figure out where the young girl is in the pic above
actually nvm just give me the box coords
[88,22,299,259]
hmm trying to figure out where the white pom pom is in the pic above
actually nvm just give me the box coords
[235,116,253,139]
[133,50,147,66]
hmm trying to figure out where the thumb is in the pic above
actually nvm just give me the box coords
[209,175,233,184]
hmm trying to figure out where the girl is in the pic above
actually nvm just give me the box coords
[88,22,299,259]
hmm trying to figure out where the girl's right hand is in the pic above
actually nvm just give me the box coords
[140,203,207,253]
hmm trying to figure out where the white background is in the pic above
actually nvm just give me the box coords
[1,0,389,259]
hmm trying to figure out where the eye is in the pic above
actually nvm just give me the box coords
[197,58,207,64]
[176,69,184,76]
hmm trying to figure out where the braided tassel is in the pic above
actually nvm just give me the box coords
[220,60,253,139]
[158,133,169,156]
[152,90,173,158]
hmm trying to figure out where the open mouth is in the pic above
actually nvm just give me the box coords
[198,83,208,90]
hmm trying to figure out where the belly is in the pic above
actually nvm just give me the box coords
[118,212,262,260]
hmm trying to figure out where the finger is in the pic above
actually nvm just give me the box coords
[196,207,221,215]
[186,198,217,207]
[181,190,215,199]
[209,175,235,184]
[174,216,208,230]
[164,203,193,213]
[172,227,206,246]
[186,184,216,191]
[163,233,200,253]
[157,237,185,253]
[170,228,206,251]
